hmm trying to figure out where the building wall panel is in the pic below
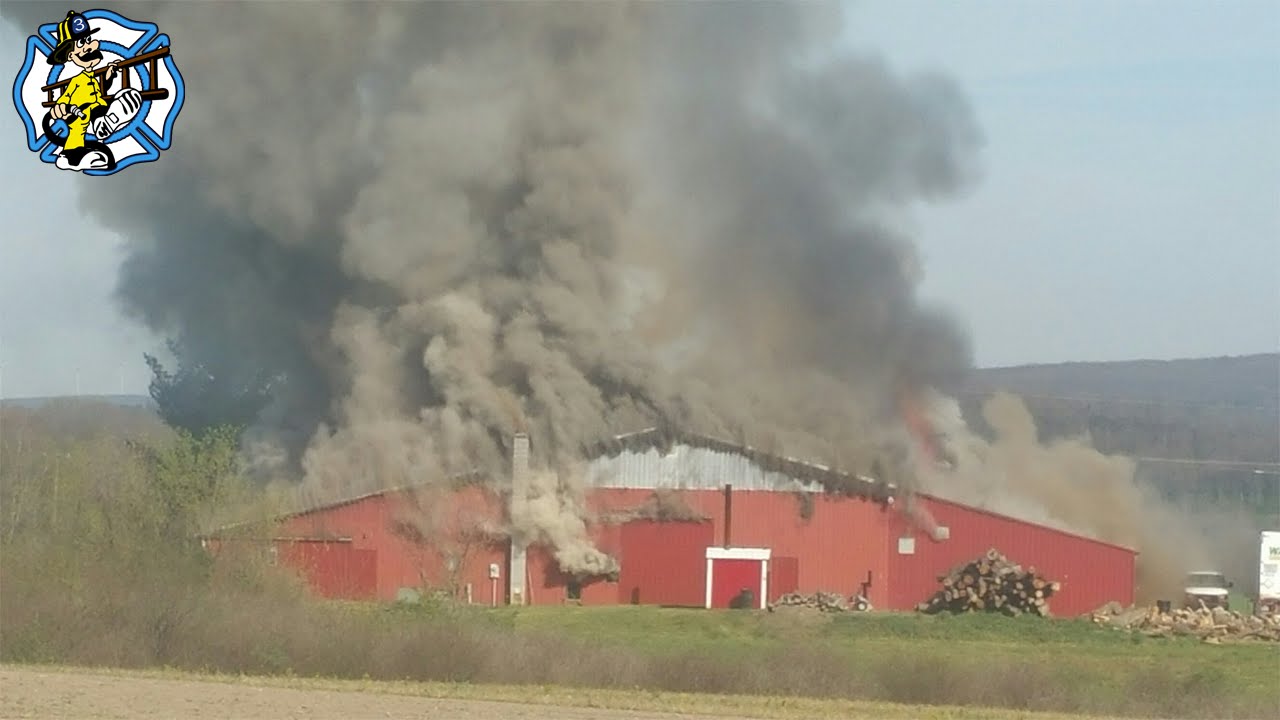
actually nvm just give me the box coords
[619,520,713,606]
[770,556,800,598]
[274,539,377,599]
[588,487,892,606]
[886,495,1136,616]
[277,487,508,603]
[234,439,1135,614]
[586,447,1134,614]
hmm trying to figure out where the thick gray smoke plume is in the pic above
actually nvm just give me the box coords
[3,2,988,573]
[923,392,1210,601]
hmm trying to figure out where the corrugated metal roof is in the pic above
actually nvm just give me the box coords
[586,427,894,500]
[203,469,489,536]
[587,443,821,492]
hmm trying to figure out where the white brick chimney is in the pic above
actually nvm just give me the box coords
[508,433,529,605]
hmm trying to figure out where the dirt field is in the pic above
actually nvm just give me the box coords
[2,665,1212,720]
[1,667,767,720]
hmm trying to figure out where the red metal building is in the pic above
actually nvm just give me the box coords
[884,495,1137,614]
[208,430,1136,616]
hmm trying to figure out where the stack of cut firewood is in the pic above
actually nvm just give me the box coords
[771,591,872,612]
[1091,601,1280,643]
[916,548,1060,617]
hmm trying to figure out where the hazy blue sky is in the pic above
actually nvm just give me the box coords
[2,1,1277,398]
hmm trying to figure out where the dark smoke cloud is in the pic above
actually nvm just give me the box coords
[4,1,985,571]
[4,1,1240,593]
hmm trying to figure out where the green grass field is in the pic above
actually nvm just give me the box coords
[6,576,1279,717]
[324,602,1279,718]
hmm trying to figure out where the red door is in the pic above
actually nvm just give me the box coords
[709,558,763,609]
[619,520,713,606]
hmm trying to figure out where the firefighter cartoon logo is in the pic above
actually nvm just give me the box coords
[12,9,184,176]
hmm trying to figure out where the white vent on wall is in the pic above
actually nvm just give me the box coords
[933,526,951,541]
[898,537,916,555]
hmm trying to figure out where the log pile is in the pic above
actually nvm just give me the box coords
[916,548,1060,617]
[770,591,872,612]
[1090,601,1280,643]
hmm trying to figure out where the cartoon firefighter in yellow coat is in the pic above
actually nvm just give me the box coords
[43,10,143,172]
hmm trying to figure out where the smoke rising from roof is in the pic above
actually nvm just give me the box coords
[6,2,1202,585]
[923,391,1214,602]
[2,6,975,464]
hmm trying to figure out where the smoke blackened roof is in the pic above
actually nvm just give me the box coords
[586,427,897,501]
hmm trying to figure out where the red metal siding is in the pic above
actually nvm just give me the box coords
[274,540,377,599]
[589,488,894,607]
[278,486,508,602]
[769,556,800,600]
[886,495,1136,616]
[709,559,763,608]
[244,479,1133,615]
[619,520,713,606]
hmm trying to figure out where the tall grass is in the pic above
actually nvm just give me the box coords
[1,407,1275,719]
[5,563,1272,720]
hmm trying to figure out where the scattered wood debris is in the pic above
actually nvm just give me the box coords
[916,548,1059,617]
[770,591,872,613]
[1090,601,1280,643]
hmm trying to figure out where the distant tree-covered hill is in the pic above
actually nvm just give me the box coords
[961,353,1278,461]
[966,353,1278,410]
[960,353,1279,529]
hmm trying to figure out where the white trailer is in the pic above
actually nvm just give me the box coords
[1259,531,1280,616]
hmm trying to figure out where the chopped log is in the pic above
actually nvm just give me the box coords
[916,549,1060,619]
